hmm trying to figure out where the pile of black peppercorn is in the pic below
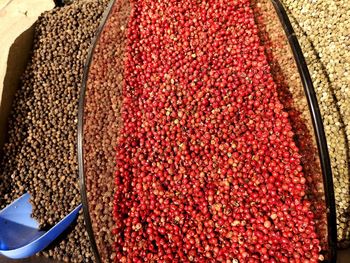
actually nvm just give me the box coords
[0,0,108,261]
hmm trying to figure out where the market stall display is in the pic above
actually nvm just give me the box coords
[1,0,348,262]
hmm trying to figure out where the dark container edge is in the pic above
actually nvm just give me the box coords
[271,0,337,262]
[77,0,116,262]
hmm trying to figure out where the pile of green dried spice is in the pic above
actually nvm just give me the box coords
[282,0,350,247]
[0,0,108,261]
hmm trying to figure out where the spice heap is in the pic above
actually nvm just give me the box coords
[83,0,130,261]
[113,0,323,261]
[0,0,108,261]
[282,0,350,247]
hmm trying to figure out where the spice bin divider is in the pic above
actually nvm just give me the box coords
[78,0,116,262]
[270,0,337,260]
[77,0,337,262]
[270,0,338,234]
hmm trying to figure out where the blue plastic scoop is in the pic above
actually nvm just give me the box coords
[0,193,81,259]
